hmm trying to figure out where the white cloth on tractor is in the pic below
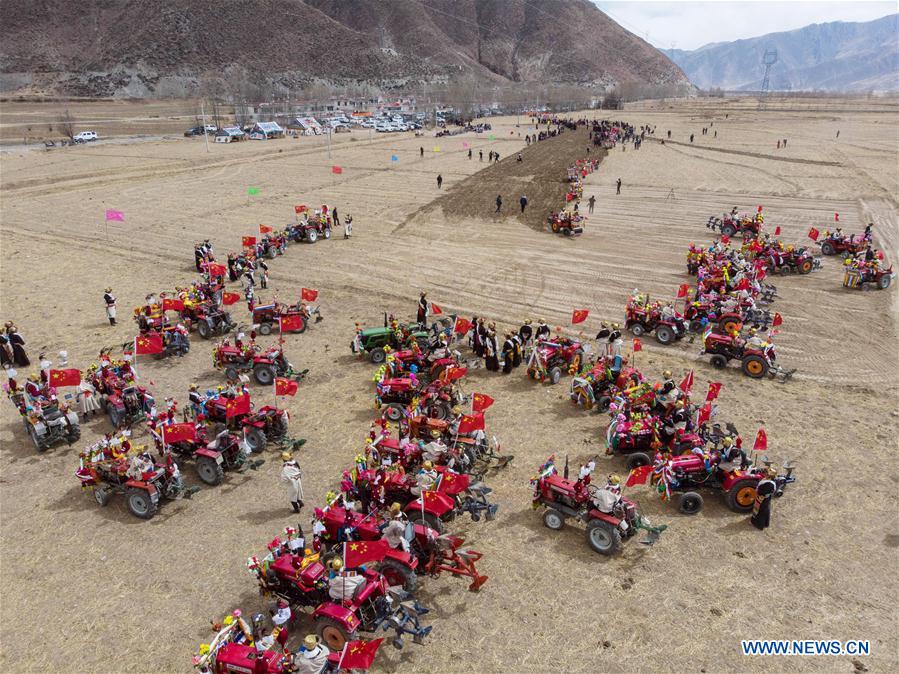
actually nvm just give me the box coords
[294,645,330,674]
[328,573,365,602]
[592,487,621,514]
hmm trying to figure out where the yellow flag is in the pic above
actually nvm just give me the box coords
[433,146,441,152]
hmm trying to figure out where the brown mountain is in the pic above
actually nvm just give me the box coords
[0,0,688,97]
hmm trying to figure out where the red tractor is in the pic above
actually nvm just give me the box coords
[204,395,289,452]
[212,341,306,386]
[842,262,895,291]
[90,365,156,429]
[547,211,584,236]
[817,232,867,258]
[766,246,821,275]
[76,442,198,519]
[290,211,332,243]
[162,426,264,486]
[625,299,687,345]
[317,506,488,592]
[526,338,585,384]
[707,213,761,238]
[193,612,293,673]
[375,377,462,422]
[701,331,795,382]
[569,357,641,412]
[248,550,432,651]
[530,456,666,555]
[251,302,321,335]
[629,452,796,515]
[180,301,236,340]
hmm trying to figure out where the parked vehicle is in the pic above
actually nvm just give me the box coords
[73,131,98,142]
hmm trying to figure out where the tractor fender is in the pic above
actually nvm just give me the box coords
[65,411,80,426]
[587,509,623,528]
[124,480,158,498]
[384,547,419,571]
[312,603,358,633]
[241,419,267,429]
[194,447,221,460]
[722,471,758,491]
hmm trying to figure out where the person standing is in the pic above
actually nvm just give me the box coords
[689,133,694,143]
[750,475,777,529]
[103,287,117,325]
[420,146,424,158]
[501,333,515,374]
[519,194,528,214]
[495,195,502,213]
[588,195,596,214]
[2,323,29,367]
[436,174,443,189]
[479,150,483,161]
[484,328,499,371]
[332,207,340,229]
[280,451,304,513]
[616,178,622,195]
[417,292,428,324]
[468,149,472,159]
[343,214,353,239]
[257,259,269,290]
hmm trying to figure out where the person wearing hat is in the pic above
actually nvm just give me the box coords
[417,292,428,325]
[501,333,515,374]
[293,634,330,674]
[1,323,29,367]
[412,460,438,496]
[103,288,117,325]
[518,319,533,347]
[750,469,778,530]
[280,452,304,513]
[270,599,292,646]
[535,319,550,342]
[381,502,410,552]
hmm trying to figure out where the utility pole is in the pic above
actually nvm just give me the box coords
[201,100,210,153]
[327,126,332,159]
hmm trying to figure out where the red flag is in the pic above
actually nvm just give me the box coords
[774,226,781,236]
[331,165,343,175]
[471,393,494,412]
[772,312,783,327]
[807,227,819,241]
[632,338,642,352]
[162,298,184,312]
[430,303,443,315]
[301,287,319,302]
[242,236,257,247]
[571,309,589,324]
[458,412,485,433]
[222,292,240,306]
[259,224,273,234]
[275,377,299,397]
[877,250,884,261]
[442,366,468,383]
[735,277,750,291]
[453,317,472,335]
[344,539,388,568]
[721,234,730,245]
[757,206,763,213]
[677,283,690,298]
[679,369,694,395]
[48,368,81,387]
[339,639,385,671]
[834,213,839,222]
[135,334,164,355]
[162,423,196,444]
[705,382,722,402]
[625,464,653,487]
[225,393,251,419]
[697,402,712,425]
[294,204,307,214]
[207,263,227,278]
[753,428,767,452]
[279,314,305,332]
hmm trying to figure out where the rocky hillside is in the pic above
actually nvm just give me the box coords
[0,0,688,97]
[664,14,899,92]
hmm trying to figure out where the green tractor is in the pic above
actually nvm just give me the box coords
[351,315,430,363]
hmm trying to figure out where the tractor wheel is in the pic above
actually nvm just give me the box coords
[306,229,318,244]
[383,404,405,422]
[316,617,352,651]
[655,325,674,345]
[688,319,704,333]
[799,259,813,274]
[678,491,704,515]
[409,510,444,534]
[741,355,769,379]
[629,322,646,337]
[778,265,791,276]
[861,282,874,292]
[549,367,562,385]
[625,452,651,470]
[293,315,308,334]
[726,478,758,513]
[108,407,122,430]
[258,323,273,336]
[821,242,835,255]
[543,508,565,530]
[586,519,622,555]
[429,401,452,421]
[574,389,592,410]
[596,395,612,412]
[28,425,46,452]
[94,486,112,507]
[563,227,572,236]
[244,428,267,452]
[224,365,240,381]
[720,223,736,237]
[719,317,741,334]
[126,488,157,520]
[379,559,418,592]
[370,347,386,364]
[253,364,275,386]
[67,425,81,444]
[551,222,560,233]
[709,355,728,369]
[197,320,212,340]
[878,275,892,290]
[323,227,332,240]
[196,456,225,486]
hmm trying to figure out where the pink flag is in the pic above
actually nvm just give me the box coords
[105,209,125,222]
[462,141,470,149]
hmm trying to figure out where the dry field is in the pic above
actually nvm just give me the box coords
[1,97,897,673]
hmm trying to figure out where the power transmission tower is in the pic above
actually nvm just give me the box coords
[758,49,778,110]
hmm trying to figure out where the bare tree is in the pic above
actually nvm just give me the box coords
[58,109,76,140]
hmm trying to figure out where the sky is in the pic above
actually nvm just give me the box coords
[593,1,898,50]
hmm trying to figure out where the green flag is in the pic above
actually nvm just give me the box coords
[488,134,495,140]
[247,187,261,196]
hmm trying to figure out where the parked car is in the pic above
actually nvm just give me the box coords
[73,131,98,142]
